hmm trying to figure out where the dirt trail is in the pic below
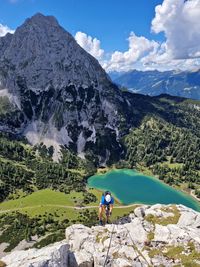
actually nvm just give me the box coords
[0,203,138,214]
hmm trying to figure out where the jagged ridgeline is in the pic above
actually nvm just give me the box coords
[111,69,200,100]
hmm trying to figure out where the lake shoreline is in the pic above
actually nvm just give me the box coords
[96,166,200,205]
[190,190,200,202]
[135,166,200,204]
[89,168,200,212]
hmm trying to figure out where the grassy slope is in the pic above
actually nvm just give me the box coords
[0,189,81,221]
[0,189,82,209]
[0,188,137,222]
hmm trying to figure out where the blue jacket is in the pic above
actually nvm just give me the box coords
[100,195,114,205]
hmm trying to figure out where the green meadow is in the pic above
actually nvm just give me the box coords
[0,188,137,222]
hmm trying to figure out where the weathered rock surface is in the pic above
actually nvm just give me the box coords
[0,13,132,164]
[1,241,69,267]
[1,204,200,266]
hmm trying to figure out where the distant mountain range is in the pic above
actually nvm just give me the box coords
[109,69,200,100]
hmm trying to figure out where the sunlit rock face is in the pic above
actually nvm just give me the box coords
[0,13,131,164]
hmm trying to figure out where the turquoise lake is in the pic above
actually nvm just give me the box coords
[88,169,200,212]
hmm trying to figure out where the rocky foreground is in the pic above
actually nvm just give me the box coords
[1,204,200,267]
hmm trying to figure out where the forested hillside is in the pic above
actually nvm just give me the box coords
[124,116,200,198]
[0,133,96,201]
[1,94,200,201]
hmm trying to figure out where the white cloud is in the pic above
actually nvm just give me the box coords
[141,40,200,72]
[75,31,104,60]
[104,32,160,72]
[0,24,15,37]
[152,0,200,59]
[75,28,200,72]
[142,55,200,72]
[104,0,200,72]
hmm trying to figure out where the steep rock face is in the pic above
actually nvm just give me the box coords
[2,204,200,266]
[0,13,129,163]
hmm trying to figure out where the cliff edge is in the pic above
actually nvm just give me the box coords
[1,204,200,267]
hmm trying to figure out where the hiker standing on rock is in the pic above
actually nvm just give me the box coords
[99,191,114,225]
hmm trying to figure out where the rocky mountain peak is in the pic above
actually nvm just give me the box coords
[0,13,126,163]
[0,12,109,89]
[24,13,60,27]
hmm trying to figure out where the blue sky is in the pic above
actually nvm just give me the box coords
[0,0,163,52]
[0,0,200,72]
